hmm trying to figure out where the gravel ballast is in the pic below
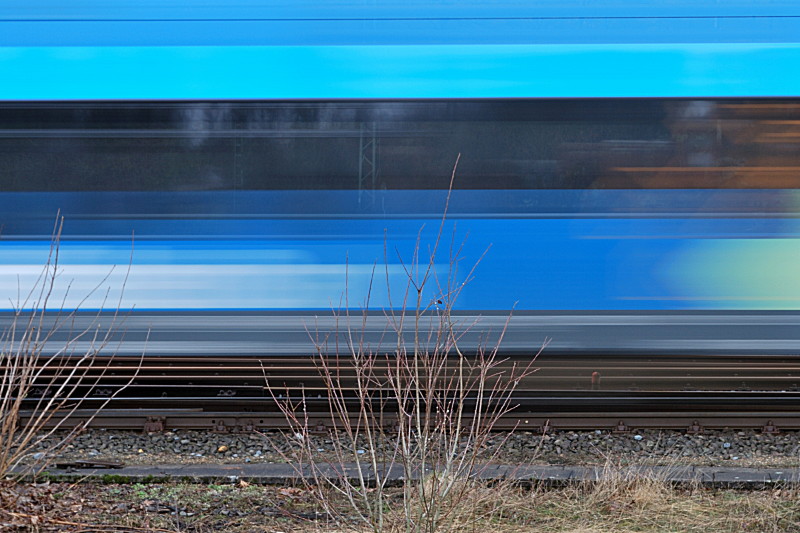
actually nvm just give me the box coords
[28,428,800,468]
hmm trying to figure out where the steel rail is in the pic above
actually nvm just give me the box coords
[17,407,800,433]
[12,354,800,433]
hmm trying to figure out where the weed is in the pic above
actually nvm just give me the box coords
[0,214,144,479]
[269,157,546,533]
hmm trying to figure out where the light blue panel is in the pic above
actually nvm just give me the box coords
[2,43,800,99]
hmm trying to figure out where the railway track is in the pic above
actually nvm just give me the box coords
[12,354,800,433]
[20,407,800,434]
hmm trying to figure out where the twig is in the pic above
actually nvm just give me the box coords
[266,154,546,533]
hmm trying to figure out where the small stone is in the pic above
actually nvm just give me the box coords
[217,445,229,453]
[180,439,190,445]
[633,435,643,441]
[137,449,144,454]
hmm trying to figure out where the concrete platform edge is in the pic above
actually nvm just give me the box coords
[16,463,800,489]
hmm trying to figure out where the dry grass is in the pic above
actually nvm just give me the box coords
[3,475,799,532]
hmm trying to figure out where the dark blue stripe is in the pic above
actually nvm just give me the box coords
[0,190,797,238]
[3,18,799,46]
[4,1,800,20]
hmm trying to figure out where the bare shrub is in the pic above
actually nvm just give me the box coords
[267,157,547,532]
[0,215,142,477]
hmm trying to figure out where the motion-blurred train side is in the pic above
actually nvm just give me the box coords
[2,1,800,356]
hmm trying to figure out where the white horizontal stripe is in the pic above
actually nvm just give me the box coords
[0,264,411,309]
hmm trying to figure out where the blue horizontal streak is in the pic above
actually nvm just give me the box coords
[2,44,800,99]
[4,1,800,20]
[3,18,800,46]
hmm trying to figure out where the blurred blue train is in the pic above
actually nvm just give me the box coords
[2,1,800,355]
